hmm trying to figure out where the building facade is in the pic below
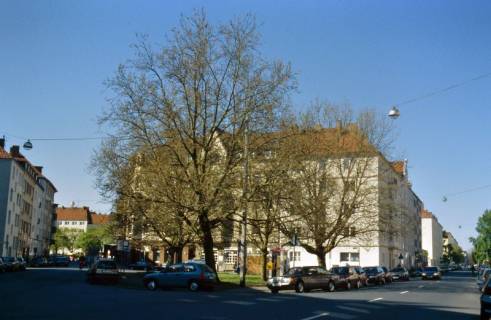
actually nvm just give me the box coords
[421,209,443,267]
[0,140,57,257]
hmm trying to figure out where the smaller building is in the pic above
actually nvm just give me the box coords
[420,209,443,267]
[56,207,91,231]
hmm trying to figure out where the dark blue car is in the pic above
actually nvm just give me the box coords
[143,262,217,291]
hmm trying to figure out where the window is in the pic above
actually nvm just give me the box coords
[342,158,352,171]
[7,210,11,224]
[79,221,84,225]
[223,250,237,265]
[184,265,196,272]
[64,221,69,225]
[340,252,359,262]
[289,251,301,262]
[72,221,76,225]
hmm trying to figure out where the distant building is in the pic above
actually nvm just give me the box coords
[442,230,460,257]
[420,209,443,267]
[56,206,110,232]
[0,139,57,257]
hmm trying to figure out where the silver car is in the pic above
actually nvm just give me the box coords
[143,262,217,291]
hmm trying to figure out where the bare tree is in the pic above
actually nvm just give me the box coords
[94,10,295,271]
[280,103,396,268]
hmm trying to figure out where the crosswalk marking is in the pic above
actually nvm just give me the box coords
[299,312,329,320]
[368,297,383,303]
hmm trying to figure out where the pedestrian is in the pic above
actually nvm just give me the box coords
[471,264,475,276]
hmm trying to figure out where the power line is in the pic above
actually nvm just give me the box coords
[443,184,491,202]
[396,71,491,107]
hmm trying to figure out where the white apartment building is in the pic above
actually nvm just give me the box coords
[56,207,91,231]
[421,209,443,267]
[0,140,57,257]
[290,158,423,270]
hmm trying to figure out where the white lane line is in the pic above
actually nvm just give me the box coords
[418,285,424,289]
[299,312,329,320]
[400,291,409,294]
[368,297,383,303]
[337,305,370,314]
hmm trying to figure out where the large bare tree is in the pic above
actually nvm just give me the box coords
[94,10,295,271]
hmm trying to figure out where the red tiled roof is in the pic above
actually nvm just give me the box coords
[90,213,111,225]
[391,161,405,176]
[420,209,433,219]
[0,147,11,159]
[56,207,90,221]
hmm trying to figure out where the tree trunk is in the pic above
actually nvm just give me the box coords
[198,211,217,273]
[175,246,183,263]
[261,250,268,281]
[317,251,326,269]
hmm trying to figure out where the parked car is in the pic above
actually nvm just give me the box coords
[439,264,449,274]
[409,268,423,277]
[53,256,70,267]
[422,266,442,280]
[267,266,341,293]
[330,266,363,290]
[29,257,49,267]
[16,257,26,271]
[87,259,120,284]
[0,257,6,273]
[143,262,217,292]
[354,266,369,286]
[478,268,491,290]
[2,256,20,271]
[481,276,491,320]
[390,267,409,281]
[128,260,154,271]
[364,266,387,285]
[381,266,393,283]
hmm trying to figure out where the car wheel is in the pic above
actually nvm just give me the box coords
[356,280,361,289]
[146,280,157,291]
[188,280,200,292]
[346,281,352,291]
[380,278,386,285]
[480,307,488,320]
[271,288,279,294]
[295,281,305,293]
[327,281,336,292]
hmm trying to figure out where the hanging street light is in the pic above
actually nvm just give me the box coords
[23,139,33,150]
[388,106,400,119]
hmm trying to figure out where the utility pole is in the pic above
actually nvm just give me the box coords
[239,121,249,287]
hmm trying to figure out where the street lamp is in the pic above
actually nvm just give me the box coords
[388,106,400,119]
[23,139,33,150]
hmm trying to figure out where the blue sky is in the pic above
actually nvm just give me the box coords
[1,0,490,250]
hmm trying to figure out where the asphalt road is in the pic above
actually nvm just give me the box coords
[0,268,481,320]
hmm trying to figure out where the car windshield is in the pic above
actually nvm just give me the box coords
[424,267,438,272]
[331,267,348,275]
[364,267,378,273]
[285,268,302,276]
[391,268,404,272]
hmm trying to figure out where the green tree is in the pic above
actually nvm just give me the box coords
[52,228,82,254]
[470,209,491,264]
[75,227,114,256]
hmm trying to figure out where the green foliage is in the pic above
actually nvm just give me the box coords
[75,227,114,255]
[470,209,491,264]
[52,228,82,253]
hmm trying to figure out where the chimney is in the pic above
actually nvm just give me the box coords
[10,145,20,157]
[0,137,4,149]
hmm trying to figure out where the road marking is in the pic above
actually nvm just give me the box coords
[418,285,424,288]
[337,305,370,314]
[256,298,280,302]
[400,291,409,294]
[368,297,383,303]
[176,298,197,303]
[299,312,329,320]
